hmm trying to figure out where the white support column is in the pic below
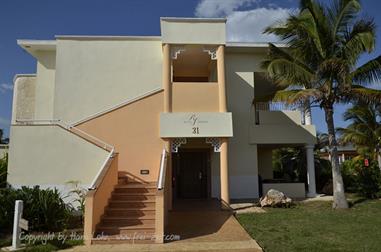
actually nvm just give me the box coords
[306,145,317,197]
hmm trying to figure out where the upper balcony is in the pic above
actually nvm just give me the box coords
[171,45,220,112]
[250,101,317,145]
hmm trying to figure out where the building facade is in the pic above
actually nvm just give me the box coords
[8,17,317,244]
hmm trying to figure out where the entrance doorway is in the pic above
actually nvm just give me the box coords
[173,149,211,199]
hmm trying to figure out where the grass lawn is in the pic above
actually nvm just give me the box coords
[237,198,381,252]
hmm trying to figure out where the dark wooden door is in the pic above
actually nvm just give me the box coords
[176,151,208,199]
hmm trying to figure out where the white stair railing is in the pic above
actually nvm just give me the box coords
[15,119,115,190]
[16,119,113,151]
[157,149,168,190]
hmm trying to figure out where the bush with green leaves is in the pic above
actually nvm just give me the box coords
[341,159,381,198]
[0,186,71,233]
[0,153,8,188]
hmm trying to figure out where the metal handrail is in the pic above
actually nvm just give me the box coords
[88,149,115,190]
[255,102,300,111]
[157,149,168,190]
[15,119,113,151]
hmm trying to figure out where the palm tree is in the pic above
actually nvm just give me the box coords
[262,0,381,208]
[337,103,381,170]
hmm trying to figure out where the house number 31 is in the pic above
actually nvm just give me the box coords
[192,127,200,134]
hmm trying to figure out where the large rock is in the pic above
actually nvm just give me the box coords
[260,189,292,208]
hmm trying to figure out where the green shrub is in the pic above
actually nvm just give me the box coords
[341,159,381,198]
[341,160,358,192]
[0,186,71,232]
[0,154,8,188]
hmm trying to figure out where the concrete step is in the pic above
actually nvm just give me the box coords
[105,208,155,217]
[111,193,156,201]
[108,200,155,209]
[116,183,156,189]
[100,217,155,226]
[114,187,156,194]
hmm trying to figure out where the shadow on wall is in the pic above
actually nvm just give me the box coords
[118,171,152,184]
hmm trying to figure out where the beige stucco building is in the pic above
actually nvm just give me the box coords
[8,17,317,244]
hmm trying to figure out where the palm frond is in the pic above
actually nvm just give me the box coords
[330,0,361,38]
[262,44,315,87]
[272,89,322,104]
[351,56,381,85]
[346,86,381,104]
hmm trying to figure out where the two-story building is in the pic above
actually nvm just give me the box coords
[8,17,317,244]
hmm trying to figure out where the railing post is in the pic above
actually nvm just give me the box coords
[12,200,23,250]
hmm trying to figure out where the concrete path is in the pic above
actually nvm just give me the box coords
[60,204,262,252]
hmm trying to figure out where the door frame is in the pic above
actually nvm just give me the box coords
[172,148,212,200]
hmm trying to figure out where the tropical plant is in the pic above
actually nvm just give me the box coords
[0,186,70,232]
[341,159,381,198]
[337,103,381,170]
[261,0,381,208]
[66,180,87,222]
[0,153,8,188]
[272,145,332,193]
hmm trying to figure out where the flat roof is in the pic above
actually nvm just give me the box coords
[55,35,161,41]
[160,17,227,23]
[17,40,56,58]
[226,42,288,48]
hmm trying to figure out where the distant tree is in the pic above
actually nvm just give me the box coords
[0,129,9,144]
[337,103,381,171]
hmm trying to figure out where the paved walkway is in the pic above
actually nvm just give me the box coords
[60,200,262,252]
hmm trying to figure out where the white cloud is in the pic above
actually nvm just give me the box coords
[195,0,294,42]
[0,83,13,93]
[226,8,293,42]
[195,0,258,18]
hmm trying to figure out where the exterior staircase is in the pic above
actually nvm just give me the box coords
[92,175,157,244]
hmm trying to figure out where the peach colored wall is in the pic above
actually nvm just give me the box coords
[172,82,219,112]
[78,92,165,182]
[84,155,118,245]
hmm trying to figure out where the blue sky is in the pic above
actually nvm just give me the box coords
[1,0,381,137]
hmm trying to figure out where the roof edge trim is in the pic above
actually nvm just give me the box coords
[55,35,162,41]
[160,17,227,23]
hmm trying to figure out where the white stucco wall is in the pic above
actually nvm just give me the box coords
[34,51,56,120]
[225,52,260,199]
[160,18,226,45]
[7,125,110,186]
[54,38,163,124]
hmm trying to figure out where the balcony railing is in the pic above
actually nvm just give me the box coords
[254,102,301,111]
[254,102,307,125]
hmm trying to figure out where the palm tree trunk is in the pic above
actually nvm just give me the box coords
[324,106,349,209]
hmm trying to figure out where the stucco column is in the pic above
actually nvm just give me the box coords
[217,45,230,207]
[162,44,173,211]
[220,138,230,207]
[217,45,227,112]
[163,43,172,113]
[306,145,317,197]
